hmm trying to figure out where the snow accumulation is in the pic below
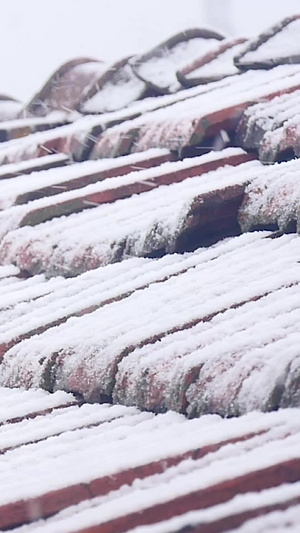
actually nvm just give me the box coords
[0,64,299,166]
[81,61,146,114]
[0,158,259,275]
[130,495,300,533]
[0,388,75,424]
[0,83,231,164]
[0,273,67,312]
[242,18,300,63]
[0,147,245,212]
[0,386,298,499]
[0,148,170,209]
[0,401,141,452]
[1,155,300,279]
[0,235,267,353]
[0,76,237,165]
[0,116,100,165]
[239,157,300,232]
[96,65,300,155]
[25,60,108,117]
[115,280,300,415]
[1,231,300,418]
[231,508,300,533]
[0,263,19,279]
[242,90,300,134]
[125,495,300,533]
[85,70,235,127]
[1,17,300,533]
[132,36,220,92]
[0,253,194,343]
[1,403,300,531]
[237,89,300,157]
[0,153,69,179]
[0,111,69,132]
[0,232,258,346]
[184,41,245,80]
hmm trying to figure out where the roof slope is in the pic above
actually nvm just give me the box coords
[1,15,300,532]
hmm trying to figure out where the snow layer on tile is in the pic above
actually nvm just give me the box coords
[106,61,253,117]
[0,148,169,209]
[243,19,300,63]
[83,77,232,129]
[91,60,295,131]
[189,42,245,79]
[242,90,300,134]
[0,403,140,451]
[0,233,263,348]
[257,110,300,163]
[1,64,298,166]
[0,409,182,503]
[228,505,300,533]
[185,292,300,416]
[238,90,300,158]
[108,68,249,122]
[114,234,300,413]
[0,111,68,132]
[0,147,241,211]
[115,283,300,412]
[2,232,299,404]
[6,419,300,531]
[27,61,108,116]
[0,236,270,353]
[94,65,299,147]
[0,275,21,290]
[114,484,300,533]
[97,65,300,155]
[0,274,66,312]
[1,157,298,280]
[0,254,187,338]
[0,82,221,164]
[82,62,146,114]
[107,65,300,133]
[82,73,234,129]
[0,388,75,423]
[0,153,69,179]
[0,159,260,275]
[0,114,114,165]
[0,405,298,507]
[134,37,218,92]
[0,264,19,279]
[239,158,300,232]
[1,65,299,165]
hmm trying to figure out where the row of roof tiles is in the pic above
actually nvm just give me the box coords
[1,388,300,532]
[2,62,300,165]
[3,15,297,122]
[0,149,299,279]
[0,230,299,417]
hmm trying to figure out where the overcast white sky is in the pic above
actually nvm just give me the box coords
[0,0,299,101]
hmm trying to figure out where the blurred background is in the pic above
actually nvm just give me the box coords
[1,0,299,100]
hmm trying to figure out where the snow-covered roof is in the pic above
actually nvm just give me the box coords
[1,388,300,531]
[1,15,300,531]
